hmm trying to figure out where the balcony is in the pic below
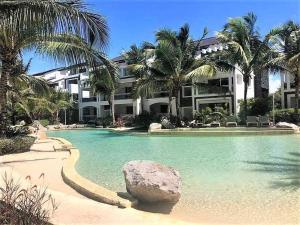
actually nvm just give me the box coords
[147,92,169,99]
[114,93,132,100]
[82,97,97,102]
[197,84,229,95]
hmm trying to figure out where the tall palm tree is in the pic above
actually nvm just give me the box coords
[134,24,219,121]
[268,21,300,109]
[0,0,110,131]
[124,43,155,113]
[216,12,271,120]
[89,64,119,125]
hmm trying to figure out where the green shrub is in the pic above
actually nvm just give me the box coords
[4,126,30,138]
[133,111,160,128]
[273,108,300,124]
[39,119,49,127]
[0,136,36,156]
[95,116,113,127]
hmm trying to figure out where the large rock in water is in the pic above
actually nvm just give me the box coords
[123,160,181,203]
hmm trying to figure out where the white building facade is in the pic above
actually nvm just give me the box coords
[33,37,255,123]
[280,71,299,109]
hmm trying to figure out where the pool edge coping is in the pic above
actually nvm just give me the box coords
[49,137,138,209]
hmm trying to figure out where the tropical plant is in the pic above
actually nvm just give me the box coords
[216,12,271,120]
[132,24,220,123]
[124,43,155,112]
[6,59,49,125]
[23,89,72,124]
[268,21,300,109]
[89,64,119,125]
[0,173,57,225]
[0,0,110,132]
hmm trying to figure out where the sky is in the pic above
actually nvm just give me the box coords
[24,0,300,90]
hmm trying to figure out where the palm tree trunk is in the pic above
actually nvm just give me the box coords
[168,94,172,118]
[175,90,181,126]
[243,80,249,122]
[110,92,115,125]
[0,57,14,134]
[294,75,299,110]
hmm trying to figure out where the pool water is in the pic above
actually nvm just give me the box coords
[48,130,300,224]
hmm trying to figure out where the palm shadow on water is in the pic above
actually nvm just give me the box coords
[244,152,300,191]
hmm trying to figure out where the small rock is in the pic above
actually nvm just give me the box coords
[149,123,162,131]
[123,160,181,203]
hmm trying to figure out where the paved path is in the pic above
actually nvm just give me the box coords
[0,137,200,225]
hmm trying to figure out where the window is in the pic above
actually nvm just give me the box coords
[160,105,168,113]
[72,94,78,101]
[104,105,110,111]
[79,67,86,73]
[123,68,128,77]
[126,106,133,114]
[125,87,132,93]
[183,86,192,97]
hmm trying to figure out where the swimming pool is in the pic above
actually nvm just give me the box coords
[48,130,300,224]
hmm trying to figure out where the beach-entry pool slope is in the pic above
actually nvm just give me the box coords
[48,130,300,224]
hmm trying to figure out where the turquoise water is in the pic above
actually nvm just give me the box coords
[48,130,300,224]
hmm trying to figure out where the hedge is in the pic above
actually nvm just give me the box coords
[273,108,300,124]
[0,136,36,156]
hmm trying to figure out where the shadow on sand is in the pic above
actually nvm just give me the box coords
[244,151,300,191]
[117,191,177,214]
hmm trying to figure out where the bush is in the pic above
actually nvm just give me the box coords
[0,136,36,156]
[0,173,57,225]
[95,116,113,127]
[39,119,49,127]
[273,108,300,124]
[133,111,160,128]
[4,126,30,138]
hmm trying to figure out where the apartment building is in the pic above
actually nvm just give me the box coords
[33,37,257,123]
[280,71,299,109]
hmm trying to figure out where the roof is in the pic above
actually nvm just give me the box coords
[195,37,219,49]
[112,55,125,62]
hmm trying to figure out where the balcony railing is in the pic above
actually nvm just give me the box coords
[114,93,132,100]
[197,85,229,95]
[82,97,97,102]
[146,92,169,99]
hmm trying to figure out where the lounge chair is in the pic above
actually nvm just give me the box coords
[226,115,237,127]
[210,121,220,127]
[259,116,271,127]
[246,116,258,127]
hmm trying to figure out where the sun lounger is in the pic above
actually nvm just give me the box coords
[210,121,220,127]
[259,116,271,127]
[246,116,258,127]
[226,116,237,127]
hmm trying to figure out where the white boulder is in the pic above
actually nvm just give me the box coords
[276,122,299,130]
[122,160,181,203]
[149,123,162,131]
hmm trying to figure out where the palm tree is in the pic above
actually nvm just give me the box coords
[216,12,271,120]
[0,0,110,131]
[124,43,155,113]
[89,64,119,125]
[268,21,300,109]
[134,24,219,121]
[6,59,49,124]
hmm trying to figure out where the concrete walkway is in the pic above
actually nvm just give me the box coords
[0,136,201,225]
